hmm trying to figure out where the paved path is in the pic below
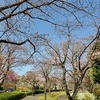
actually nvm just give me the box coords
[21,94,44,100]
[21,93,67,100]
[57,94,67,100]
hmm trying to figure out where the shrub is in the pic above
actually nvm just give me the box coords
[75,91,96,100]
[39,86,44,90]
[0,91,27,100]
[0,86,3,90]
[34,90,44,94]
[94,86,100,100]
[51,89,62,92]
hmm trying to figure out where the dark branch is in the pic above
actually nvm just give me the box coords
[0,39,35,53]
[78,27,100,70]
[0,0,28,12]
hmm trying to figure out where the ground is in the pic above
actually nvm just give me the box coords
[21,94,67,100]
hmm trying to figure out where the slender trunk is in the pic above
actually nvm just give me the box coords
[0,65,10,86]
[72,82,81,99]
[44,86,47,100]
[48,80,51,96]
[0,79,5,86]
[32,85,35,95]
[54,84,57,90]
[48,86,51,96]
[65,84,74,100]
[62,66,73,100]
[72,72,86,99]
[44,80,47,100]
[48,78,51,95]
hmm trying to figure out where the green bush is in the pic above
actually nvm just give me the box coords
[94,86,100,100]
[33,89,62,94]
[39,86,44,90]
[0,86,3,90]
[0,91,27,100]
[75,91,96,100]
[51,89,63,92]
[34,90,44,94]
[0,89,65,100]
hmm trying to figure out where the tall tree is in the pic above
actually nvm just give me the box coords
[0,43,33,86]
[0,0,100,45]
[37,29,100,100]
[37,62,53,100]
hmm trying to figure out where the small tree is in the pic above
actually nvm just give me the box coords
[3,70,18,89]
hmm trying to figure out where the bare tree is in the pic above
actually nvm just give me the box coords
[0,44,17,86]
[36,61,53,100]
[23,71,39,94]
[0,1,100,99]
[0,43,34,86]
[0,0,99,77]
[37,29,100,100]
[0,0,99,45]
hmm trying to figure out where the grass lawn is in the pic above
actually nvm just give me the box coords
[38,91,66,100]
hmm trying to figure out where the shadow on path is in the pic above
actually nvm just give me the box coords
[21,94,44,100]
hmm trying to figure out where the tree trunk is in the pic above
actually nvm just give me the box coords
[44,86,47,100]
[68,97,74,100]
[62,66,73,100]
[0,79,5,87]
[72,73,85,99]
[44,80,47,100]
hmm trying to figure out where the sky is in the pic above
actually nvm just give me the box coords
[10,0,100,76]
[13,22,98,76]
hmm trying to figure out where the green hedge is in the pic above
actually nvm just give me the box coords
[33,89,62,94]
[51,89,63,92]
[0,90,44,100]
[0,89,63,100]
[34,90,44,94]
[0,86,3,90]
[0,91,28,100]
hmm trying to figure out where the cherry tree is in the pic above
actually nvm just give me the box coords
[36,30,100,100]
[0,0,100,46]
[3,70,18,89]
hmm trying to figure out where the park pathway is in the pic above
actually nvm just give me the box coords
[21,93,67,100]
[21,94,43,100]
[57,94,67,100]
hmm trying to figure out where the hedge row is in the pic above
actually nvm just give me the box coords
[0,91,29,100]
[34,90,44,94]
[0,90,45,100]
[0,89,63,100]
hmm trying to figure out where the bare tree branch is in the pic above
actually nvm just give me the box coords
[0,39,35,53]
[78,27,100,70]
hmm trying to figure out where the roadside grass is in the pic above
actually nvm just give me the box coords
[38,91,66,100]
